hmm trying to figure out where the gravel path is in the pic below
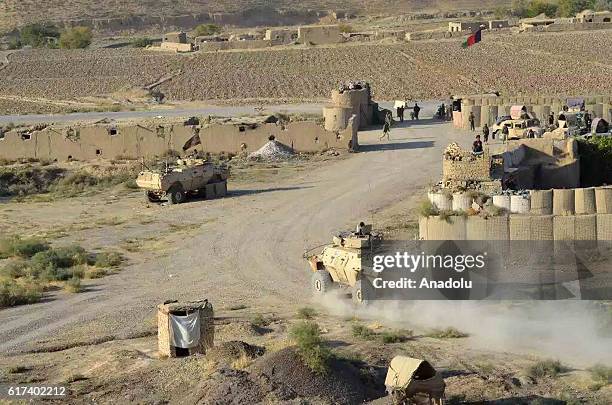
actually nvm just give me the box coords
[0,109,468,353]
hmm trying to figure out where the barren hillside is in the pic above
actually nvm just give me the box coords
[1,1,510,33]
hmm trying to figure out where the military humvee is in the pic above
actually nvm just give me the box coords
[491,117,543,140]
[136,158,229,204]
[304,224,381,304]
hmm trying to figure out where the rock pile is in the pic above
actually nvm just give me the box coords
[248,140,295,161]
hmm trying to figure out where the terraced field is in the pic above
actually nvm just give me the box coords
[1,30,611,115]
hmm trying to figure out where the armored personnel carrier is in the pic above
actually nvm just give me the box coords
[136,158,228,204]
[304,224,381,304]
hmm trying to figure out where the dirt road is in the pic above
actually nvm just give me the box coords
[0,115,468,353]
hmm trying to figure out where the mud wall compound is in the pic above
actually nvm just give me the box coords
[0,119,358,161]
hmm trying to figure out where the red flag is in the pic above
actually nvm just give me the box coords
[462,29,482,48]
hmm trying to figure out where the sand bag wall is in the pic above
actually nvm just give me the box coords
[452,192,472,211]
[466,216,509,240]
[530,190,553,214]
[510,195,530,214]
[510,215,554,240]
[575,188,596,215]
[595,187,612,214]
[553,189,575,216]
[597,214,612,240]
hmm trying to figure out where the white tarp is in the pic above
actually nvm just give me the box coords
[169,312,201,349]
[394,100,408,109]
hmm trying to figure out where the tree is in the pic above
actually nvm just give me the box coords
[494,6,511,19]
[131,37,153,48]
[511,0,530,16]
[594,0,612,11]
[59,27,92,49]
[192,24,222,37]
[558,0,596,17]
[19,23,60,48]
[527,0,559,17]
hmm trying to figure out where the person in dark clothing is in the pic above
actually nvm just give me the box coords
[469,112,476,131]
[413,103,421,120]
[472,135,483,154]
[548,112,555,127]
[482,124,490,143]
[584,111,592,130]
[527,129,535,138]
[399,105,405,122]
[501,124,509,141]
[396,106,402,121]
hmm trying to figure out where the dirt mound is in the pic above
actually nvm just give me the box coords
[250,347,368,404]
[248,140,295,161]
[207,341,265,364]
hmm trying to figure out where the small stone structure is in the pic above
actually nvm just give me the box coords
[163,32,187,44]
[297,25,342,45]
[158,300,214,358]
[324,81,378,131]
[264,28,298,44]
[575,10,612,24]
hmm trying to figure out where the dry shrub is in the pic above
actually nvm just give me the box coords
[289,321,331,375]
[426,327,469,339]
[525,359,567,379]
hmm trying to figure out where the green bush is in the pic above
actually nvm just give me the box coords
[380,330,411,344]
[251,314,271,328]
[131,37,153,48]
[19,23,60,48]
[0,279,43,308]
[0,259,30,278]
[525,359,567,379]
[30,245,88,280]
[426,327,469,339]
[297,306,317,319]
[558,0,596,17]
[352,323,376,340]
[578,136,612,187]
[419,199,439,218]
[193,24,222,37]
[588,364,611,385]
[94,251,123,268]
[64,276,82,293]
[526,0,558,17]
[0,236,49,258]
[59,27,92,49]
[290,321,331,375]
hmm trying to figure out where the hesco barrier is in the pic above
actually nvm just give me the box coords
[509,215,554,240]
[575,188,596,215]
[597,214,612,240]
[493,195,511,211]
[466,216,509,240]
[553,215,597,241]
[595,187,612,214]
[428,192,452,211]
[510,195,530,214]
[419,216,467,240]
[530,189,553,214]
[553,189,575,216]
[452,192,472,211]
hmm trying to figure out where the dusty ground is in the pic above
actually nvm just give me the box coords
[0,113,610,403]
[1,29,611,115]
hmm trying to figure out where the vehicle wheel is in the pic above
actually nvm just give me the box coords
[168,184,186,204]
[312,270,333,295]
[352,279,372,305]
[145,191,161,203]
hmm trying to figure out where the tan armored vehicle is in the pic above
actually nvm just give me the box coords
[136,158,228,204]
[491,117,543,140]
[385,356,446,404]
[304,223,381,304]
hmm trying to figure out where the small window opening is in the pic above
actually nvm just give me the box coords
[21,133,31,141]
[268,135,276,141]
[239,126,246,132]
[109,128,118,136]
[68,155,73,160]
[96,149,102,155]
[314,137,319,143]
[0,132,5,140]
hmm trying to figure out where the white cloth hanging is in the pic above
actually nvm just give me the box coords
[169,312,201,348]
